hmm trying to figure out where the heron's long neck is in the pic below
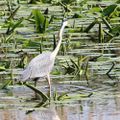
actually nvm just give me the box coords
[52,24,66,57]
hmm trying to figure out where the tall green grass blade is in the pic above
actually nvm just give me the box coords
[32,9,49,33]
[102,17,112,30]
[6,17,24,34]
[70,59,79,70]
[84,19,98,32]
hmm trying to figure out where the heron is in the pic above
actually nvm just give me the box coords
[19,20,68,97]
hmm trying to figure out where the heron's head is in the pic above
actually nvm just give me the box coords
[63,20,68,26]
[62,18,68,27]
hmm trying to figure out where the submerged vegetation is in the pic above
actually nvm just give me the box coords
[0,0,120,110]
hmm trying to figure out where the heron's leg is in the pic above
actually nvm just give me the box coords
[34,77,39,87]
[34,79,37,87]
[47,74,51,98]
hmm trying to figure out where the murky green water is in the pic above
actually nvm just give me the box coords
[0,0,120,120]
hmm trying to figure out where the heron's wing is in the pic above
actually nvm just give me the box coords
[19,65,32,81]
[29,52,54,78]
[20,52,54,81]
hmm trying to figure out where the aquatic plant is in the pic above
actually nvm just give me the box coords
[25,82,49,102]
[63,56,89,77]
[17,52,28,68]
[32,9,49,33]
[85,4,119,42]
[28,0,41,4]
[116,0,120,3]
[59,2,72,12]
[53,90,68,101]
[102,4,118,18]
[109,25,120,36]
[5,17,24,35]
[7,6,20,21]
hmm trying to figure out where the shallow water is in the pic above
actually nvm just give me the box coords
[0,75,120,120]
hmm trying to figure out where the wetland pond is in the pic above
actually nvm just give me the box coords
[0,0,120,120]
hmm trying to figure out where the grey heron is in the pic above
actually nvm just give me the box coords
[19,20,68,97]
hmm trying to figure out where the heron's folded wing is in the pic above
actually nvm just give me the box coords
[20,66,32,81]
